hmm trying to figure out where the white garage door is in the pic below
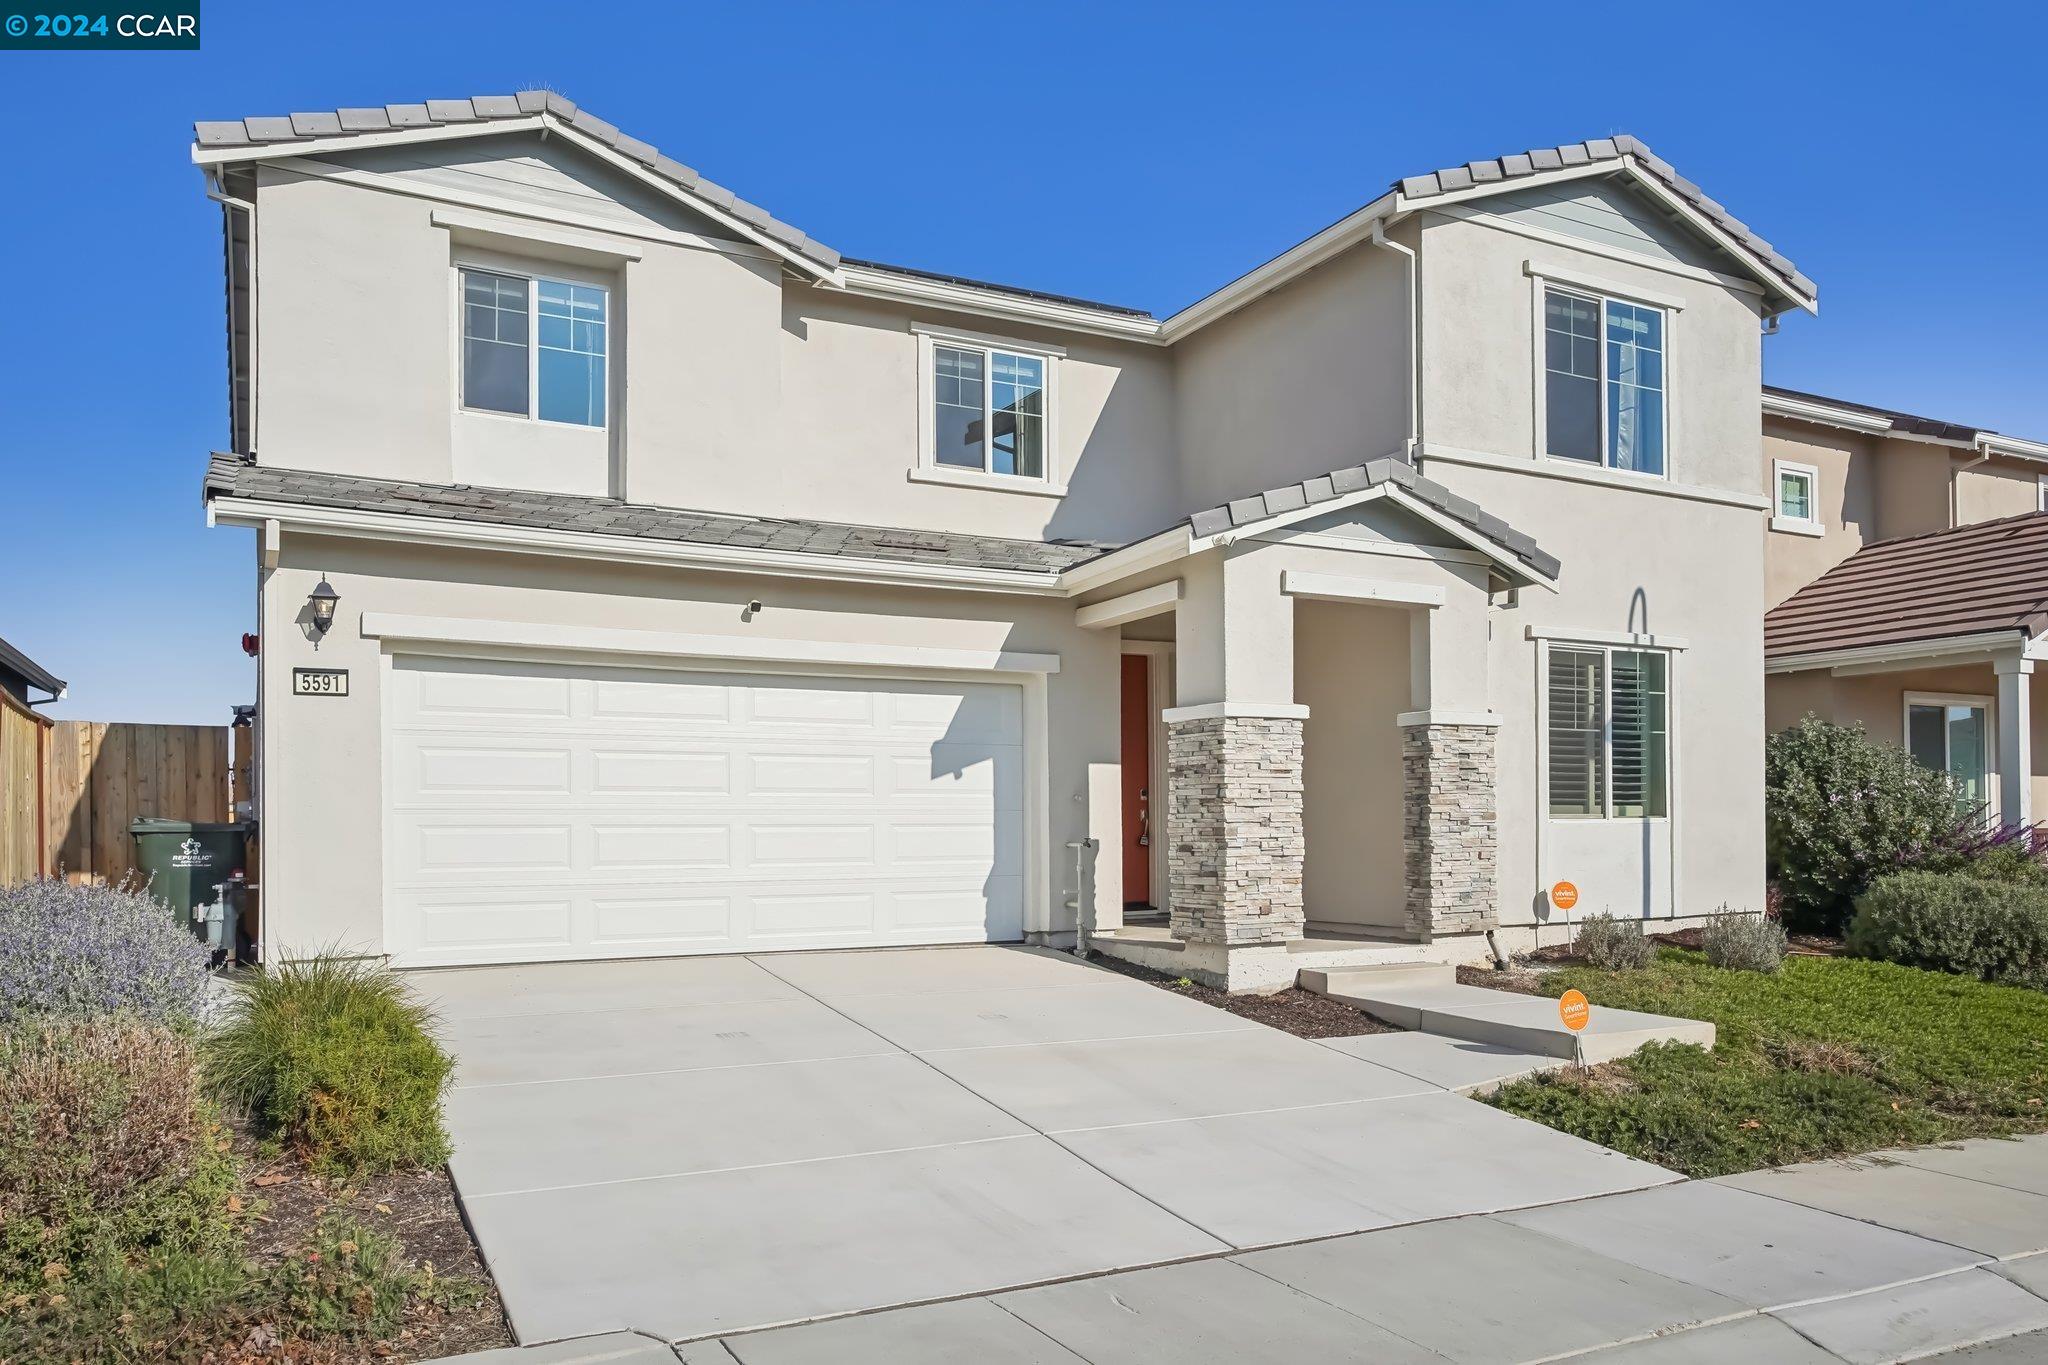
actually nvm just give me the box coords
[385,655,1026,967]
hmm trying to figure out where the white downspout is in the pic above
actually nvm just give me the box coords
[1369,220,1420,460]
[203,166,257,455]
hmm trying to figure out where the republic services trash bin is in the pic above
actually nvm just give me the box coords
[130,818,249,964]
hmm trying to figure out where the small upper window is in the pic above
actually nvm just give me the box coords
[461,267,607,428]
[932,342,1046,480]
[1543,287,1666,476]
[1772,459,1821,535]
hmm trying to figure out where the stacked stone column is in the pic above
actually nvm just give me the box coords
[1401,721,1499,939]
[1166,714,1306,946]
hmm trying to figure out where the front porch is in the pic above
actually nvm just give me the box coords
[1075,481,1534,992]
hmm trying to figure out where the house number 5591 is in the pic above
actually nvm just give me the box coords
[292,667,350,697]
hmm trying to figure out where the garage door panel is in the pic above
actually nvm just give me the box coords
[590,823,733,871]
[388,658,1028,966]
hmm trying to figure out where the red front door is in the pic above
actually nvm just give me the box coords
[1120,655,1152,906]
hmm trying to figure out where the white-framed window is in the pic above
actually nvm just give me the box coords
[913,324,1063,495]
[1905,693,1994,814]
[1541,286,1667,476]
[460,266,608,428]
[1547,645,1671,819]
[1771,459,1823,536]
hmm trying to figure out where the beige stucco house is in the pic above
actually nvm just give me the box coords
[1763,388,2048,827]
[195,93,1817,989]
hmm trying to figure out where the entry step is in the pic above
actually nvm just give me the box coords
[1298,966,1714,1064]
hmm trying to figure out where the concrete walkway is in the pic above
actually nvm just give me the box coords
[413,946,1670,1346]
[432,1134,2048,1364]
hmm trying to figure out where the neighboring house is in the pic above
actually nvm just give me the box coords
[195,94,1815,989]
[1763,389,2048,827]
[0,634,64,708]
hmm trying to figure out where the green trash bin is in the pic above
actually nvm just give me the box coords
[130,818,249,963]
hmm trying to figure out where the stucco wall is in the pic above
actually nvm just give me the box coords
[255,533,1122,959]
[1294,598,1410,932]
[1762,418,1877,608]
[1416,209,1765,500]
[250,145,1179,546]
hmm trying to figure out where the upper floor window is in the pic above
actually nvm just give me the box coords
[934,343,1046,478]
[1547,645,1670,820]
[1543,287,1665,476]
[461,267,607,428]
[1772,459,1822,536]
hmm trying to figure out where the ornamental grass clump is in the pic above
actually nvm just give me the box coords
[1572,912,1656,970]
[0,877,211,1028]
[1702,911,1789,973]
[207,955,453,1175]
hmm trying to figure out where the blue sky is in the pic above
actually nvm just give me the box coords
[4,0,2044,723]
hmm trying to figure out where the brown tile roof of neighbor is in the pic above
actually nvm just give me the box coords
[1763,384,1983,443]
[1765,512,2048,662]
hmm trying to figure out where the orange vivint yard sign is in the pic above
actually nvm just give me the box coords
[1557,989,1591,1032]
[1551,881,1579,911]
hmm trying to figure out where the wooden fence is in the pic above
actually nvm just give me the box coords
[2,717,236,886]
[0,692,53,884]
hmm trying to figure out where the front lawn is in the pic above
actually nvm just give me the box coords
[1485,949,2048,1178]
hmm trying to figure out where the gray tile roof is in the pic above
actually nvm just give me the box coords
[841,258,1156,320]
[201,455,1113,576]
[1396,134,1815,305]
[1186,457,1562,582]
[193,91,842,275]
[1764,384,1984,444]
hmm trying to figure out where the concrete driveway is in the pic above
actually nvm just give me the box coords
[413,945,1672,1345]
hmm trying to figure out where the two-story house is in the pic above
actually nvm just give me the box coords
[195,94,1816,989]
[1762,388,2048,827]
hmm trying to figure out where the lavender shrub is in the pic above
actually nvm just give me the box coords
[0,878,211,1027]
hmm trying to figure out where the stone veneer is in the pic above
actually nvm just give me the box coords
[1401,722,1499,939]
[1166,715,1305,947]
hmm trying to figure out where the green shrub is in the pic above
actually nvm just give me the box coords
[1766,717,1963,933]
[0,1018,241,1298]
[1964,840,2048,887]
[265,1211,481,1341]
[0,877,212,1028]
[1848,871,2048,987]
[1573,913,1656,970]
[207,956,453,1175]
[1702,911,1788,973]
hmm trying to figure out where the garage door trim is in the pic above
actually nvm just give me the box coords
[375,633,1054,966]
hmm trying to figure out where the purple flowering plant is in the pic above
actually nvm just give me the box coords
[0,876,212,1028]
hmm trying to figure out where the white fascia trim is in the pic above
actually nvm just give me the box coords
[1522,258,1688,311]
[1526,625,1690,651]
[1761,392,1896,435]
[840,266,1162,344]
[1253,527,1494,567]
[1281,569,1444,608]
[359,613,1062,675]
[429,207,644,261]
[1980,433,2048,464]
[1420,443,1772,512]
[1766,630,2029,676]
[1158,191,1400,342]
[1075,579,1182,630]
[1397,709,1501,728]
[1161,701,1310,723]
[1611,160,1817,314]
[1057,527,1190,597]
[208,496,1066,597]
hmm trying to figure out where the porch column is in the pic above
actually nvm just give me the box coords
[1399,600,1500,939]
[1164,555,1306,947]
[1996,656,2033,827]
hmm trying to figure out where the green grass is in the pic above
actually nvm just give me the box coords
[1487,950,2048,1177]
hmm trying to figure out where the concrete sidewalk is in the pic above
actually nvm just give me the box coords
[431,1133,2048,1364]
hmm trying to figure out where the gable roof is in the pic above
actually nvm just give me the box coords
[1183,456,1561,584]
[0,634,64,699]
[192,91,843,279]
[1765,512,2048,664]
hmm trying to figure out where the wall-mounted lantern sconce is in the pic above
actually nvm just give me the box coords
[307,577,340,644]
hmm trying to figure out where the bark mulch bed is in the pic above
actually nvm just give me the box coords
[235,1135,512,1362]
[1087,953,1395,1038]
